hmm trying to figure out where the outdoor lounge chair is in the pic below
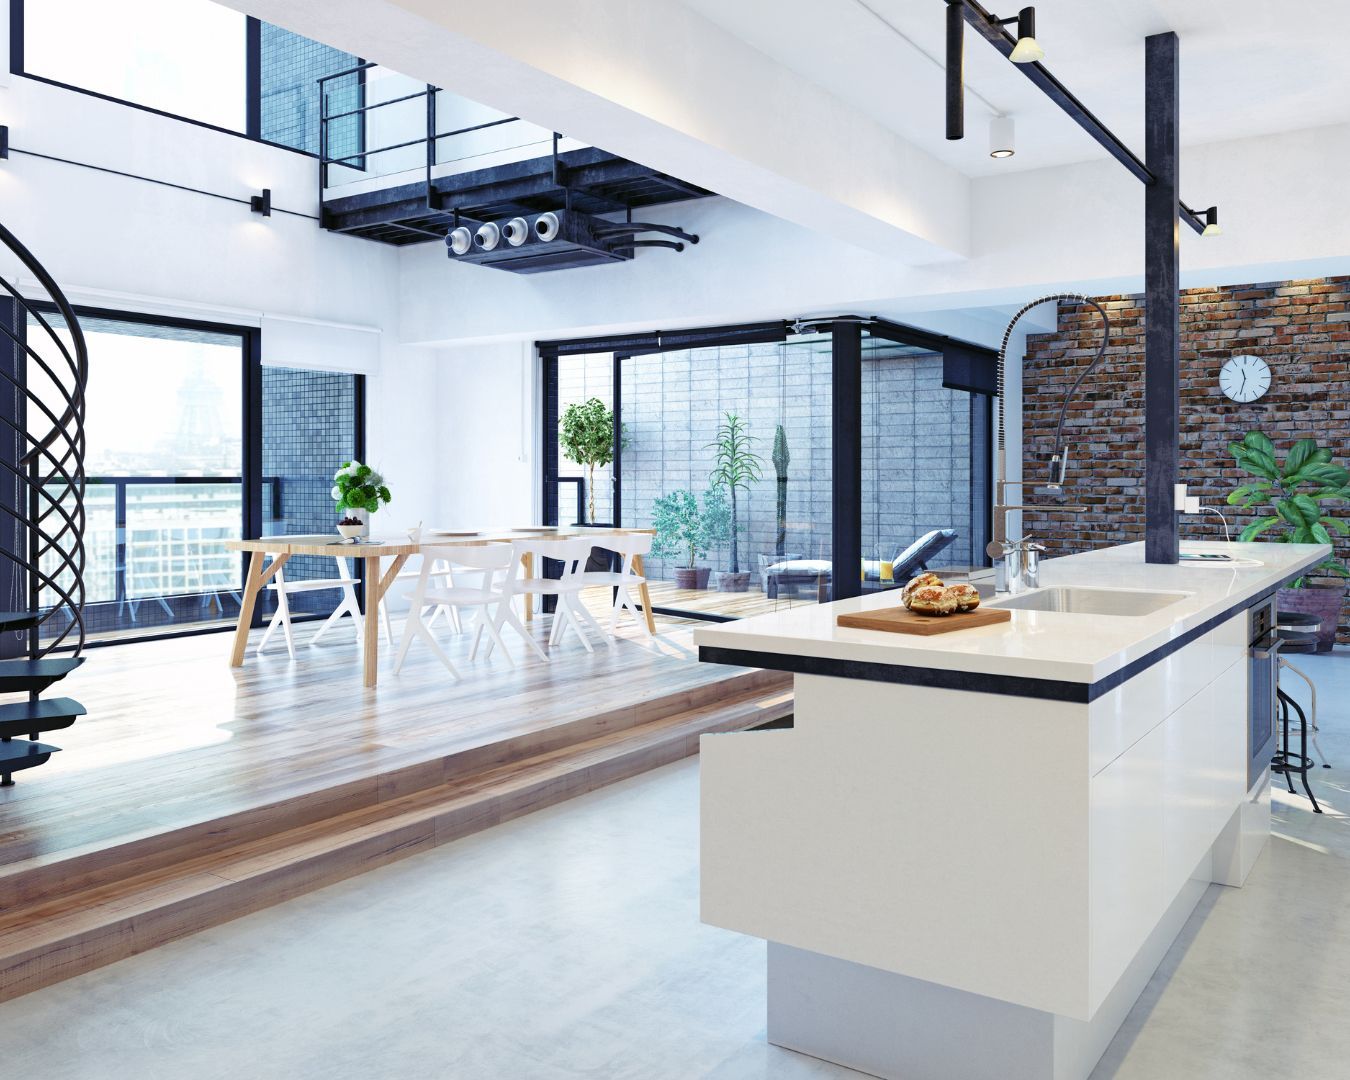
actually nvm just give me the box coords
[762,528,959,600]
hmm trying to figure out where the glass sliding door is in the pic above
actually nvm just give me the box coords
[860,330,990,593]
[549,353,615,527]
[617,333,831,619]
[27,311,246,643]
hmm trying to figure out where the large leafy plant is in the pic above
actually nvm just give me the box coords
[560,397,615,523]
[707,413,762,574]
[332,460,391,514]
[1227,431,1349,578]
[650,487,731,568]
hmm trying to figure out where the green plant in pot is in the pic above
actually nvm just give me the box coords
[560,397,615,525]
[332,460,391,539]
[650,487,731,590]
[707,412,762,592]
[1227,431,1349,650]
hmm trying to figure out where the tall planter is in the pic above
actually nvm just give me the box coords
[772,424,790,556]
[1276,582,1346,651]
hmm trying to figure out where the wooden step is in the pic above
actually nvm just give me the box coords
[0,698,86,740]
[0,666,785,914]
[0,657,84,693]
[0,682,792,1003]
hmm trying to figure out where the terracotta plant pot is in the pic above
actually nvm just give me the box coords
[673,566,712,590]
[1277,582,1346,651]
[717,571,751,593]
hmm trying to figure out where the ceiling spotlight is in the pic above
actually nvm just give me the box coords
[1201,206,1221,237]
[474,222,501,251]
[1004,6,1044,64]
[989,115,1015,158]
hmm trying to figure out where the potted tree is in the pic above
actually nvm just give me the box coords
[332,460,391,538]
[707,412,763,592]
[559,397,615,525]
[651,487,730,590]
[1227,431,1349,650]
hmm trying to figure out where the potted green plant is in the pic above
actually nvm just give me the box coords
[707,412,763,592]
[559,397,615,525]
[331,460,391,538]
[651,487,730,590]
[1227,431,1349,649]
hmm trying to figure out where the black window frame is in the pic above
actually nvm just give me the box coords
[16,302,366,648]
[538,316,996,621]
[9,2,364,160]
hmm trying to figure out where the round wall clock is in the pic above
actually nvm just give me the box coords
[1219,354,1271,403]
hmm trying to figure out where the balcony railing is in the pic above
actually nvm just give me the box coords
[38,475,282,635]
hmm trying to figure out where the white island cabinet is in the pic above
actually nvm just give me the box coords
[696,541,1328,1080]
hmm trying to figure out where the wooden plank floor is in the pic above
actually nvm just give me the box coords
[0,604,769,886]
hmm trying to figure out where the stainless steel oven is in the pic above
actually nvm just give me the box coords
[1248,599,1282,789]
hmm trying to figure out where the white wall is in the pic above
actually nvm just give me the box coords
[432,341,537,527]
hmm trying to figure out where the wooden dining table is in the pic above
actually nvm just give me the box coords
[225,527,658,688]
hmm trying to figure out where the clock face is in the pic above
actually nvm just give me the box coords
[1219,354,1271,403]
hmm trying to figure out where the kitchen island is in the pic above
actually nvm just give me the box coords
[696,541,1328,1080]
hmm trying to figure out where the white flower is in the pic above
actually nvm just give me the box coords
[330,485,342,500]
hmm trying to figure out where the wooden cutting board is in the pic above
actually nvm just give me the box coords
[836,604,1011,635]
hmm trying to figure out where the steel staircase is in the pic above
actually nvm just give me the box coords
[0,222,88,786]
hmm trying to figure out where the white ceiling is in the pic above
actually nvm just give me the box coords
[679,0,1350,177]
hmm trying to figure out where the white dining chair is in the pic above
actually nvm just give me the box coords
[258,556,386,659]
[510,536,609,653]
[394,542,543,677]
[578,532,655,638]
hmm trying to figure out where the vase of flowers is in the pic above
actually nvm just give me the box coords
[332,460,391,539]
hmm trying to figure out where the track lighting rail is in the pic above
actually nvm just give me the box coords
[947,0,1210,235]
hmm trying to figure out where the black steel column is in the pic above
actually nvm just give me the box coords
[1144,32,1180,564]
[831,321,862,601]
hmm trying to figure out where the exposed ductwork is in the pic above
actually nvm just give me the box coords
[444,210,698,274]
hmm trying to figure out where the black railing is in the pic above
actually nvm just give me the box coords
[67,475,281,614]
[317,61,522,216]
[0,221,87,657]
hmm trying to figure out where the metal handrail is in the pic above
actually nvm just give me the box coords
[0,221,87,656]
[317,62,520,203]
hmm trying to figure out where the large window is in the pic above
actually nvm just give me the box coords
[14,0,360,153]
[20,307,363,645]
[541,319,993,622]
[29,312,246,641]
[20,0,247,131]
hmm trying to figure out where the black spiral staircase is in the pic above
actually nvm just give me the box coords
[0,222,88,786]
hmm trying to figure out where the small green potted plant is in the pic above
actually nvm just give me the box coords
[1227,431,1349,649]
[332,460,392,539]
[559,397,616,525]
[651,487,730,590]
[707,412,763,591]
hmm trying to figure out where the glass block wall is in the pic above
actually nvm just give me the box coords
[260,367,359,617]
[260,22,362,161]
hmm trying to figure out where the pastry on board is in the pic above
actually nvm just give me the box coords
[907,585,957,615]
[901,573,945,608]
[943,583,981,612]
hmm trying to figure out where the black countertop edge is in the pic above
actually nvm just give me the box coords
[700,578,1300,704]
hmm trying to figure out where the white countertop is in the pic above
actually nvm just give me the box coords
[694,541,1330,685]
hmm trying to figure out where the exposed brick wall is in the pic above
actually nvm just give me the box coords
[1022,278,1350,641]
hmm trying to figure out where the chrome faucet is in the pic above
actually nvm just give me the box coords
[988,293,1111,595]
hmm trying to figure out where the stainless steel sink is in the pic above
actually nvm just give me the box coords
[991,587,1187,617]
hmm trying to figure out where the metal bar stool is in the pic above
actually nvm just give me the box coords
[1273,687,1322,814]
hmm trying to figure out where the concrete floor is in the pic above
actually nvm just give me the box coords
[1,653,1348,1079]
